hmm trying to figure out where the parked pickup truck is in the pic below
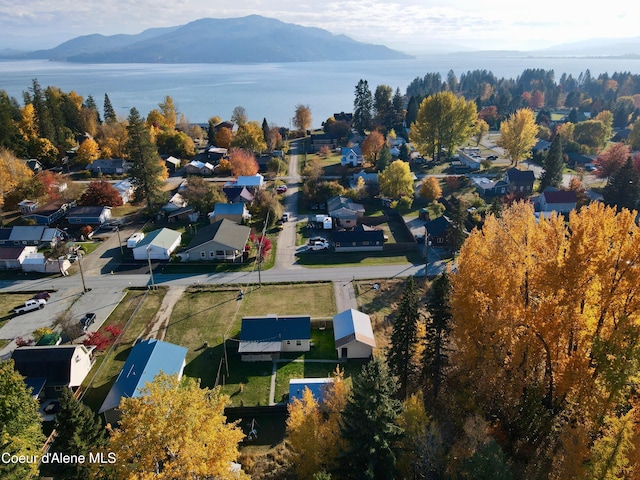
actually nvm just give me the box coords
[14,299,46,315]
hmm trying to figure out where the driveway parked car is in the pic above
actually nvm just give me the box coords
[33,292,51,300]
[80,313,96,330]
[308,239,330,251]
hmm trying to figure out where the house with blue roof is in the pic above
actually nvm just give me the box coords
[238,315,311,361]
[99,338,187,424]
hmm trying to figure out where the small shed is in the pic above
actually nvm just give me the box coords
[333,309,376,359]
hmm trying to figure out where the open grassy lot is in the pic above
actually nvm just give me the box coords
[81,288,167,412]
[162,283,337,406]
[0,293,35,327]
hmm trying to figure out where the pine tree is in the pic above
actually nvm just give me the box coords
[0,360,44,480]
[46,388,107,480]
[423,272,452,399]
[103,93,116,124]
[603,157,640,211]
[540,134,564,190]
[353,79,373,134]
[337,357,404,479]
[29,78,54,141]
[83,95,102,124]
[388,276,420,399]
[125,107,167,212]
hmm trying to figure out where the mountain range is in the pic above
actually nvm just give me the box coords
[8,15,411,63]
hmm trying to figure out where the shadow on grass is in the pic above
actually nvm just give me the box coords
[296,250,420,266]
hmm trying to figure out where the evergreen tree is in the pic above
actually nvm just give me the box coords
[353,79,373,134]
[392,87,405,130]
[29,78,54,141]
[406,95,420,127]
[447,195,468,254]
[83,94,102,124]
[46,388,107,480]
[603,157,640,211]
[423,272,452,400]
[103,93,116,124]
[376,146,392,171]
[539,134,564,190]
[125,107,166,212]
[388,276,420,399]
[261,117,270,148]
[0,360,44,480]
[337,357,404,479]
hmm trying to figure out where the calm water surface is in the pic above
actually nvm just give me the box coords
[1,55,639,127]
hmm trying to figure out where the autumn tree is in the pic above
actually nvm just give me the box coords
[629,117,640,151]
[474,118,489,146]
[388,276,421,399]
[595,142,630,178]
[361,131,385,166]
[602,156,640,211]
[45,388,107,480]
[568,177,589,208]
[108,373,247,479]
[293,104,312,132]
[74,137,100,166]
[353,79,373,134]
[228,148,259,177]
[423,272,452,400]
[156,130,196,158]
[79,179,124,207]
[0,148,33,209]
[539,134,564,190]
[337,356,404,479]
[125,107,167,212]
[0,360,44,480]
[158,95,177,129]
[181,176,226,215]
[250,189,283,228]
[214,126,233,149]
[231,121,267,152]
[231,106,248,127]
[419,176,442,202]
[449,202,640,478]
[496,108,539,166]
[95,120,128,159]
[573,119,607,152]
[378,160,414,199]
[409,91,478,162]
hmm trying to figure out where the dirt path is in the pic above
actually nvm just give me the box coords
[144,285,186,341]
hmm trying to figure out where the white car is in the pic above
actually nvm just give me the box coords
[308,239,330,251]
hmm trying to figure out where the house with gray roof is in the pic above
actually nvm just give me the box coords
[132,228,182,260]
[183,219,250,262]
[333,309,376,359]
[0,226,65,248]
[327,195,365,228]
[341,147,364,167]
[86,158,132,175]
[504,168,535,194]
[99,338,187,424]
[208,203,251,224]
[66,206,112,225]
[23,200,75,225]
[238,315,311,361]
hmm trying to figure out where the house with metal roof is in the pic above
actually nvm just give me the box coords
[0,226,65,248]
[333,309,376,359]
[66,206,112,225]
[332,225,384,253]
[537,190,577,214]
[132,227,182,260]
[23,200,74,225]
[222,186,255,204]
[341,147,364,167]
[0,246,38,269]
[238,315,311,361]
[113,179,135,204]
[504,168,535,194]
[208,203,251,224]
[233,174,264,190]
[99,338,187,424]
[327,195,365,228]
[11,344,95,398]
[86,158,132,175]
[183,219,250,262]
[185,159,215,175]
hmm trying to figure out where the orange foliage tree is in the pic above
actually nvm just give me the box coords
[228,148,259,177]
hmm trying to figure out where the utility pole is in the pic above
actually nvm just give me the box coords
[77,253,88,293]
[116,226,123,256]
[146,245,156,289]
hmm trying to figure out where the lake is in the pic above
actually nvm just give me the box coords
[2,55,639,128]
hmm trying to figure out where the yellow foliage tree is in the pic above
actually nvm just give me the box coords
[497,108,539,166]
[419,176,442,202]
[449,202,640,478]
[107,373,247,479]
[378,160,414,199]
[75,138,100,166]
[0,149,33,208]
[19,103,37,138]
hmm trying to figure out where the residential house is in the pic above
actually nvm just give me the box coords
[223,186,255,204]
[11,345,95,398]
[310,132,339,152]
[161,193,187,213]
[233,174,265,191]
[26,159,44,173]
[182,219,250,262]
[0,226,65,248]
[471,177,510,196]
[332,225,385,252]
[164,156,181,173]
[289,378,334,403]
[537,190,577,214]
[206,147,228,162]
[18,199,38,214]
[132,227,181,260]
[98,339,187,424]
[0,246,38,269]
[185,159,215,176]
[504,168,535,194]
[113,179,135,204]
[238,315,311,361]
[166,206,196,223]
[333,309,376,359]
[86,158,132,175]
[208,203,251,225]
[327,196,365,228]
[66,206,112,225]
[23,200,75,225]
[213,120,235,132]
[425,215,453,247]
[21,254,70,275]
[458,148,482,171]
[341,147,364,167]
[350,170,378,189]
[333,112,353,125]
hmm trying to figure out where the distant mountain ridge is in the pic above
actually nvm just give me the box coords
[8,15,411,63]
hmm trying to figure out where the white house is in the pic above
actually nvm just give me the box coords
[0,246,38,270]
[238,315,311,361]
[113,179,135,204]
[341,147,364,167]
[538,190,578,214]
[132,228,182,261]
[333,309,376,359]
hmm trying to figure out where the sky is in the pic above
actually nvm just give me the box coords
[1,0,638,53]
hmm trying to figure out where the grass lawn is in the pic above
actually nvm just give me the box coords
[296,250,422,267]
[72,241,102,255]
[0,293,38,329]
[162,283,337,405]
[81,288,167,412]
